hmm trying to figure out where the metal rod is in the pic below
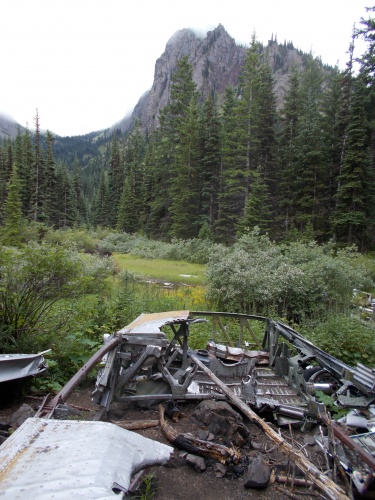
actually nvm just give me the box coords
[36,335,120,418]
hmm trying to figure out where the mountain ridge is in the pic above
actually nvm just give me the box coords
[1,25,328,140]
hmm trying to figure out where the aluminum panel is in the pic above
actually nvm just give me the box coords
[0,417,172,499]
[0,353,47,383]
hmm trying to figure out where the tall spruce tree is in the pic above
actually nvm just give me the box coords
[43,130,58,226]
[332,74,371,247]
[72,155,87,225]
[169,95,201,238]
[215,86,241,242]
[30,110,45,222]
[108,133,123,227]
[235,34,276,236]
[150,56,199,237]
[2,164,23,246]
[276,66,301,236]
[199,94,222,235]
[291,55,326,236]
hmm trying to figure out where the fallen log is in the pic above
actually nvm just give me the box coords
[190,354,349,500]
[159,404,240,465]
[112,419,159,430]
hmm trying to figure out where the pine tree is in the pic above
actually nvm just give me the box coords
[72,155,87,225]
[120,121,146,231]
[169,96,201,238]
[150,56,199,237]
[43,130,58,225]
[276,66,301,236]
[19,129,34,218]
[116,174,137,233]
[215,86,241,242]
[200,94,222,234]
[233,34,276,236]
[30,110,45,222]
[2,164,23,246]
[290,55,326,236]
[93,170,110,227]
[54,163,77,228]
[108,133,123,226]
[332,74,371,247]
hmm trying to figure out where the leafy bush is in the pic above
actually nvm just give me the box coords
[206,229,374,319]
[98,231,223,264]
[302,313,375,366]
[0,243,113,353]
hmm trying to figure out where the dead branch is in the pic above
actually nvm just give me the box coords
[191,354,349,500]
[112,419,159,430]
[159,404,240,465]
[275,476,313,488]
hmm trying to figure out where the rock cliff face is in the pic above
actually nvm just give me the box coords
[118,25,307,134]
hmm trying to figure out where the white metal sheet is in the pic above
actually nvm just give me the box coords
[0,417,172,499]
[0,353,47,383]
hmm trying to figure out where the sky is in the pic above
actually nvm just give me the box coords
[0,0,370,137]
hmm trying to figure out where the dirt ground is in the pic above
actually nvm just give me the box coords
[0,380,351,500]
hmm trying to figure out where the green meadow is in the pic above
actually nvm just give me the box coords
[112,253,206,286]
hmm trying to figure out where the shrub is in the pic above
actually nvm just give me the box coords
[302,313,375,366]
[0,243,113,353]
[206,229,374,319]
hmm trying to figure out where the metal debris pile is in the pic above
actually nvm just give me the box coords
[0,310,374,499]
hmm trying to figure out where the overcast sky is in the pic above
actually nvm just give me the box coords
[0,0,370,137]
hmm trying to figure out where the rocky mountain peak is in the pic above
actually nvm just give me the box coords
[119,24,246,133]
[118,25,318,135]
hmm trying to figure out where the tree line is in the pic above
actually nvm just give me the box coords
[1,14,375,249]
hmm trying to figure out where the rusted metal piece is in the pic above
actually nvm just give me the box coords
[319,412,375,472]
[159,404,240,465]
[35,335,120,418]
[206,340,269,364]
[190,353,349,500]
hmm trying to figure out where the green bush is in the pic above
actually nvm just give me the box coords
[206,230,374,319]
[302,313,375,366]
[98,231,223,264]
[0,243,113,353]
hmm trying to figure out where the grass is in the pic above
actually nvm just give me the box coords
[113,253,207,285]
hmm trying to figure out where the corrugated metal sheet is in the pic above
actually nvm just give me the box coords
[353,363,375,394]
[0,417,172,499]
[350,431,375,457]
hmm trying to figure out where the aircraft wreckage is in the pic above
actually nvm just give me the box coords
[0,310,374,498]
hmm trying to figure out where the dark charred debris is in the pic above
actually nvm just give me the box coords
[0,311,374,499]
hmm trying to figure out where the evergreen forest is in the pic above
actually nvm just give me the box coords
[2,18,375,250]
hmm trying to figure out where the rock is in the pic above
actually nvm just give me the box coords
[198,429,209,440]
[192,400,249,447]
[10,404,34,429]
[243,455,271,489]
[214,463,227,478]
[232,465,245,475]
[186,454,206,472]
[166,451,188,468]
